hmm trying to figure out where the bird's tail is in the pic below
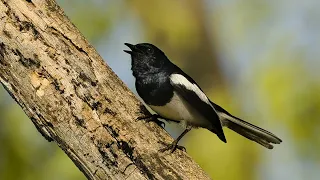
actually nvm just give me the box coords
[211,102,282,149]
[222,114,282,149]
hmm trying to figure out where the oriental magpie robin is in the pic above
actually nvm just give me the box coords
[124,43,282,152]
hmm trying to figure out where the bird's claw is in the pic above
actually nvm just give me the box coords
[138,114,165,128]
[159,141,186,153]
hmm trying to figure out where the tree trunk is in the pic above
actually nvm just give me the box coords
[0,0,211,179]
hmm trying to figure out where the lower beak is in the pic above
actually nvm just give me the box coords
[124,43,135,55]
[123,50,133,54]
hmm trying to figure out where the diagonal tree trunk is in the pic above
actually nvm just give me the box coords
[0,0,210,179]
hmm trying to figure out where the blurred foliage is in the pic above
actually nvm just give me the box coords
[256,56,320,158]
[1,0,320,180]
[58,0,122,44]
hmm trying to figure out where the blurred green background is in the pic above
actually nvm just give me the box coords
[1,0,320,179]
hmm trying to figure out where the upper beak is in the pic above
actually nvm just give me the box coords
[124,43,135,54]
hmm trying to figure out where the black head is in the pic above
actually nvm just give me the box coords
[124,43,171,77]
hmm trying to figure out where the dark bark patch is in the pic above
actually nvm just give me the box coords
[103,107,116,116]
[52,78,65,94]
[119,140,134,159]
[108,143,118,159]
[97,141,118,168]
[91,81,97,87]
[45,0,60,12]
[104,97,112,103]
[102,124,119,138]
[79,72,97,87]
[134,156,155,180]
[0,43,8,66]
[75,117,86,128]
[92,101,101,110]
[79,72,91,82]
[14,49,40,68]
[20,21,40,39]
[48,26,88,56]
[151,154,183,180]
[3,30,11,38]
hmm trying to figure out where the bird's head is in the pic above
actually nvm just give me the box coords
[124,43,170,77]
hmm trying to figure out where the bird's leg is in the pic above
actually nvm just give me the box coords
[160,126,192,153]
[138,114,166,128]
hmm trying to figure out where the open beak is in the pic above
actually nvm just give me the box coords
[124,43,135,55]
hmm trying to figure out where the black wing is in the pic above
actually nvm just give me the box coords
[169,73,226,143]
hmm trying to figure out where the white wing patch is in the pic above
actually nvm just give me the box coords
[170,74,210,105]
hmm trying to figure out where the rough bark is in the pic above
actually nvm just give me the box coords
[0,0,211,180]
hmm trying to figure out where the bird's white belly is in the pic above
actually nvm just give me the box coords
[149,92,211,127]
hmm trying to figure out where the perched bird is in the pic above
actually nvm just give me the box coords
[124,43,282,152]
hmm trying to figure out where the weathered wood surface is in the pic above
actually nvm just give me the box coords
[0,0,211,179]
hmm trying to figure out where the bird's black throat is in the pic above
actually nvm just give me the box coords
[124,43,175,106]
[135,71,174,106]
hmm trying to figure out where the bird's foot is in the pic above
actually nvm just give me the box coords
[159,141,186,153]
[138,114,165,128]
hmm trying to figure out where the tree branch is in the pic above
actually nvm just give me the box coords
[0,0,210,179]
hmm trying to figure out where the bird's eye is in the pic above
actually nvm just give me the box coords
[147,48,154,54]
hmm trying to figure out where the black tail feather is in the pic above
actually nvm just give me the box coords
[211,101,282,149]
[226,120,275,149]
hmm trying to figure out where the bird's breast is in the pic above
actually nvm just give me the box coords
[149,92,184,121]
[149,92,212,128]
